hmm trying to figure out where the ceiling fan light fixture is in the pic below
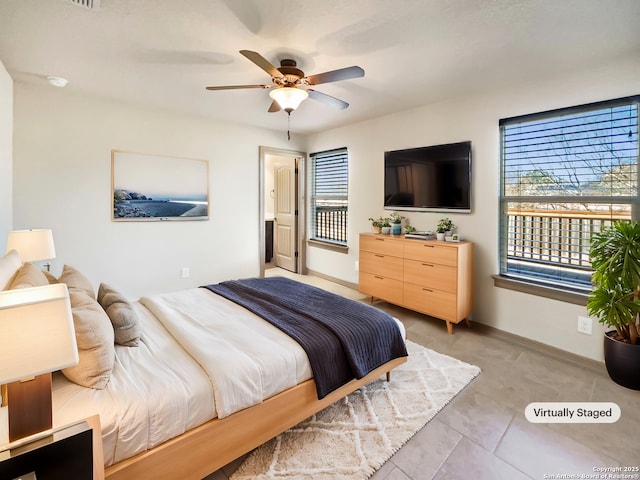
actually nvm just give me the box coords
[269,87,308,113]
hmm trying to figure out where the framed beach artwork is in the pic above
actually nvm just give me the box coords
[111,150,209,221]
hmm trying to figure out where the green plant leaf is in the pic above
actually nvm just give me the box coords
[588,221,640,342]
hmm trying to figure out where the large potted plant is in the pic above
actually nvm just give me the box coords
[587,220,640,390]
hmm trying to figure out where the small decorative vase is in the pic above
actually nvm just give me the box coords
[391,223,402,235]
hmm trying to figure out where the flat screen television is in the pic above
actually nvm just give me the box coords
[384,141,471,213]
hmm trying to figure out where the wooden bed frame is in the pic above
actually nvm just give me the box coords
[104,356,406,480]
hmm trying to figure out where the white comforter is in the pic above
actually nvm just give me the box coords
[139,288,312,418]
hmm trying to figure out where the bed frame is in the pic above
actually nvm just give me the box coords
[104,356,406,480]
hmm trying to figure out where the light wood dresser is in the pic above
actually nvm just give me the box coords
[359,233,473,334]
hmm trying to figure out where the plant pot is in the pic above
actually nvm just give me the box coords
[436,233,445,241]
[391,223,402,235]
[381,227,391,234]
[372,226,381,234]
[603,331,640,390]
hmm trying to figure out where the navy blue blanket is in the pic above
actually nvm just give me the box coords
[202,277,407,399]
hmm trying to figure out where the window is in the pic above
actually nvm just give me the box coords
[310,148,348,246]
[499,96,639,295]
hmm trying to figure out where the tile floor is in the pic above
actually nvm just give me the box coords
[208,270,640,480]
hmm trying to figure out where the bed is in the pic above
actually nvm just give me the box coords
[0,252,407,480]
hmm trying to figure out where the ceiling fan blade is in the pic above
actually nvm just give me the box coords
[307,89,349,110]
[205,84,271,91]
[239,50,285,79]
[306,66,364,85]
[268,100,281,113]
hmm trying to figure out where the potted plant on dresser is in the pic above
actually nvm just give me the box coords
[368,216,386,234]
[380,217,392,234]
[436,218,454,241]
[389,212,404,235]
[587,220,640,390]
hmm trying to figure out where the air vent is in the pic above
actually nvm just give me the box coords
[67,0,101,10]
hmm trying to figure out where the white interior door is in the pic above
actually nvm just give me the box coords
[274,161,297,272]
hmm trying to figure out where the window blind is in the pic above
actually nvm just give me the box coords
[499,96,639,290]
[310,148,348,245]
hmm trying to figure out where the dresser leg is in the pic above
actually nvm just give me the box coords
[446,321,453,335]
[464,318,471,328]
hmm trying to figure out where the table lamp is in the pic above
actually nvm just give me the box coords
[0,283,78,442]
[5,229,56,271]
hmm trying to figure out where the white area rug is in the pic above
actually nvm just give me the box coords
[230,341,480,480]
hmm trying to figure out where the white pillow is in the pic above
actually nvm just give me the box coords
[0,249,21,290]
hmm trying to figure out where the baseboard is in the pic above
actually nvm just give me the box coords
[305,269,360,291]
[472,322,606,374]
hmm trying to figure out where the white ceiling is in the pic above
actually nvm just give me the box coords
[1,0,640,135]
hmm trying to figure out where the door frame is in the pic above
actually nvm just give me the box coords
[259,146,307,278]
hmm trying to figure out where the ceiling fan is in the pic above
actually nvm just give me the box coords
[206,50,365,114]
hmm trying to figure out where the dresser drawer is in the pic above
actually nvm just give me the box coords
[403,259,457,293]
[403,283,457,321]
[360,235,404,257]
[360,251,403,281]
[359,271,403,305]
[404,241,457,266]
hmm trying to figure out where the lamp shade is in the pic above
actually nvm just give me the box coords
[0,283,78,384]
[6,229,56,262]
[269,87,308,112]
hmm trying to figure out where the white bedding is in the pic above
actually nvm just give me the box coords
[51,287,313,466]
[51,286,405,467]
[140,288,312,418]
[52,297,215,466]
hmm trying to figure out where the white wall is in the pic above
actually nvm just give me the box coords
[306,57,640,362]
[0,60,12,251]
[13,83,305,298]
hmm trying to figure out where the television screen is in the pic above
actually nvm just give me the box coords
[384,141,471,212]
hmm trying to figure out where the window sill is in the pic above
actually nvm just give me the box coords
[492,275,588,306]
[307,239,349,254]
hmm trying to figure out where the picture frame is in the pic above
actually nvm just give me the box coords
[450,233,461,242]
[111,150,209,222]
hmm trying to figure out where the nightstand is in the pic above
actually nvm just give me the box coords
[1,408,104,480]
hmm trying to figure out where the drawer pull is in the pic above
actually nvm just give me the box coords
[422,288,434,292]
[375,254,385,258]
[375,238,385,241]
[423,244,435,248]
[422,263,434,267]
[374,275,384,280]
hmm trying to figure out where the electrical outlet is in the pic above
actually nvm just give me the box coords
[577,316,592,335]
[181,267,190,279]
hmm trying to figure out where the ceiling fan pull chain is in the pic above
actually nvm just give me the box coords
[287,112,291,141]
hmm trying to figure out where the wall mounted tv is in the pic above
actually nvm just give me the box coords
[384,141,471,213]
